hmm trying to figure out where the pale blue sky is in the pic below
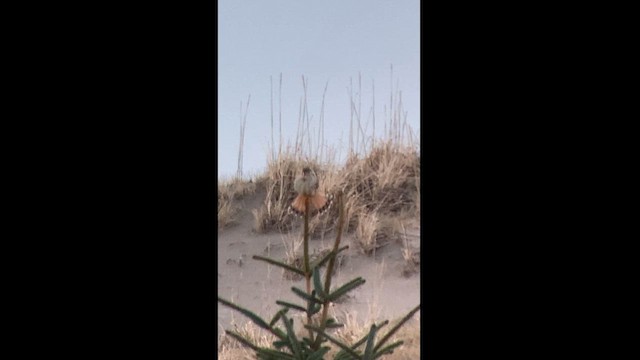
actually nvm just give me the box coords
[218,0,420,179]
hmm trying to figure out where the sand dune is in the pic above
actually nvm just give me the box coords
[217,187,420,355]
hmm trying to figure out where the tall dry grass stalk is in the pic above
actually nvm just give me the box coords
[270,76,274,162]
[236,94,251,179]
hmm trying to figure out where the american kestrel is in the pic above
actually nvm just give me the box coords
[289,167,333,216]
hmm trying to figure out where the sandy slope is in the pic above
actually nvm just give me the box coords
[217,188,420,346]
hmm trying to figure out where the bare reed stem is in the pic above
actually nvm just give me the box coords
[302,196,313,341]
[236,95,250,179]
[270,76,274,161]
[279,73,283,159]
[312,191,346,349]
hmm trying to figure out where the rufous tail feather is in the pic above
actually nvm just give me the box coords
[289,193,334,217]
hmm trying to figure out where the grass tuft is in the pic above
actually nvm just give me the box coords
[217,177,257,231]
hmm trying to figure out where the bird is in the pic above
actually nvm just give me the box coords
[289,167,333,216]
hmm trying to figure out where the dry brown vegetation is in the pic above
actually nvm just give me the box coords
[400,222,421,277]
[217,321,276,360]
[247,140,420,256]
[217,312,421,359]
[326,311,421,359]
[283,245,346,281]
[217,177,257,231]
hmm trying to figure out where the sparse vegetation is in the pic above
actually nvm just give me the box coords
[246,72,420,249]
[218,312,421,360]
[218,192,420,359]
[218,177,257,230]
[400,223,420,278]
[218,71,421,358]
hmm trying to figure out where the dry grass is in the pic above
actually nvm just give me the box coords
[250,151,340,237]
[322,309,421,359]
[250,151,303,233]
[217,199,236,230]
[248,72,419,242]
[251,141,419,243]
[217,311,420,359]
[218,321,278,360]
[340,142,419,216]
[280,233,345,281]
[248,132,422,269]
[242,70,417,242]
[218,177,257,231]
[382,314,421,359]
[323,141,419,257]
[280,232,304,280]
[401,241,420,278]
[354,211,383,255]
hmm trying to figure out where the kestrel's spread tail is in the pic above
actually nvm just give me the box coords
[290,193,333,216]
[289,167,333,216]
